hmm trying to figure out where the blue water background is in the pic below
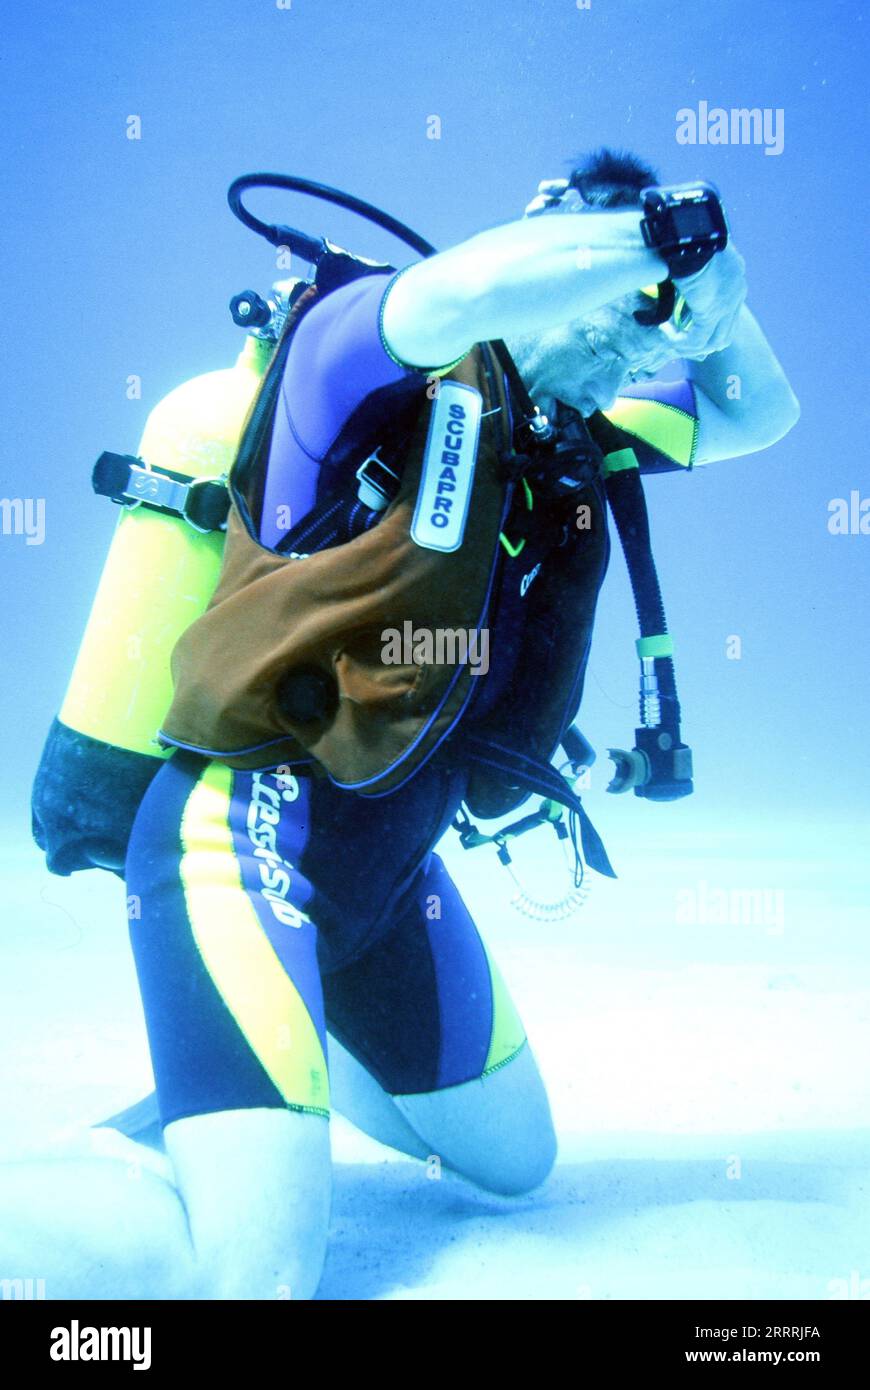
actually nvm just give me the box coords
[1,0,867,915]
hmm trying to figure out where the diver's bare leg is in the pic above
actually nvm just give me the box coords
[394,1042,558,1196]
[328,1037,557,1196]
[326,1034,431,1158]
[0,1108,330,1300]
[97,1036,554,1196]
[324,1035,556,1195]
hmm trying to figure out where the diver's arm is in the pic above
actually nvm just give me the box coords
[382,211,664,369]
[688,305,800,463]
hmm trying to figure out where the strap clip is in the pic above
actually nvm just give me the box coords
[355,446,400,511]
[92,452,230,533]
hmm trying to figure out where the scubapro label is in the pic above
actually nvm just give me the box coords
[411,381,483,552]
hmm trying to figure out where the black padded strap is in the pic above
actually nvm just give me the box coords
[92,452,230,533]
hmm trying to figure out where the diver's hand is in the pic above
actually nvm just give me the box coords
[664,243,748,360]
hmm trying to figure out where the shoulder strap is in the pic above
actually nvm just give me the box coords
[230,286,321,532]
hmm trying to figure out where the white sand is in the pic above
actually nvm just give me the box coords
[1,815,868,1301]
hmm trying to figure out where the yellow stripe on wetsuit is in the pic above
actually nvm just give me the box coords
[178,761,330,1117]
[603,395,699,468]
[480,937,527,1076]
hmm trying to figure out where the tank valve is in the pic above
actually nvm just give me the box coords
[229,290,272,329]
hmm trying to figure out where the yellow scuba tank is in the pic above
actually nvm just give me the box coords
[62,332,274,756]
[32,329,276,876]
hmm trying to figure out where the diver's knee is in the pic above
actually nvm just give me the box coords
[470,1118,558,1196]
[394,1053,559,1197]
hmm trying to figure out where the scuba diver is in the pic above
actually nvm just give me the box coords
[14,149,799,1300]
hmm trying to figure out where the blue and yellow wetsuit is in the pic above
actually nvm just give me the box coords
[126,275,701,1126]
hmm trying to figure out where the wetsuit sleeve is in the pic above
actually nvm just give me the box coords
[602,378,701,474]
[259,272,471,548]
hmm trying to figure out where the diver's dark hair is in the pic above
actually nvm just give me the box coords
[568,148,659,208]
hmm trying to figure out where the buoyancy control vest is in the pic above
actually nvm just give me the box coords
[157,287,611,833]
[155,276,641,877]
[31,174,693,894]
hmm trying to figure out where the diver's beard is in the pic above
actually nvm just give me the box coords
[503,329,602,418]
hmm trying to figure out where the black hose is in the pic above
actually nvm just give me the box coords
[227,173,437,260]
[227,173,543,426]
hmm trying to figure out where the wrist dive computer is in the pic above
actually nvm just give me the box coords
[632,181,728,325]
[639,181,729,280]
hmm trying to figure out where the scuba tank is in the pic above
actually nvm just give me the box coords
[31,326,278,876]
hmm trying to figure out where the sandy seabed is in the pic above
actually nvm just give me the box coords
[1,812,868,1302]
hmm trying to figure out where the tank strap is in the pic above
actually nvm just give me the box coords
[92,451,231,534]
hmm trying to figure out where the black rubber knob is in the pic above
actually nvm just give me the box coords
[275,666,338,724]
[229,290,272,329]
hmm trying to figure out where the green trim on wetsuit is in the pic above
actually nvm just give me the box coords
[378,264,473,378]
